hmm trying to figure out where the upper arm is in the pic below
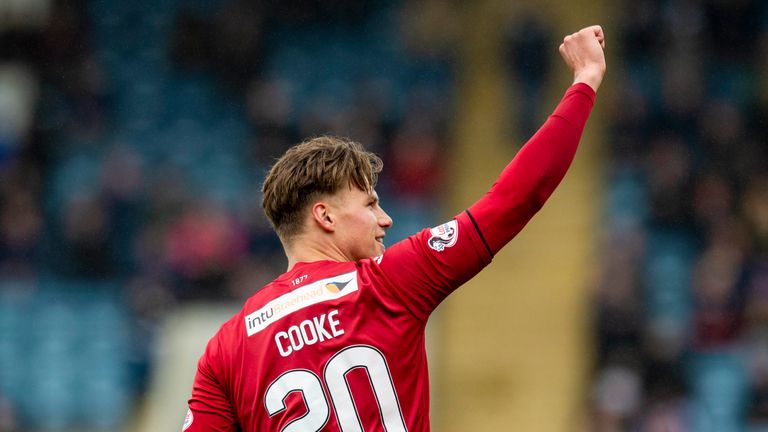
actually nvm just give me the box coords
[376,211,492,321]
[186,340,238,431]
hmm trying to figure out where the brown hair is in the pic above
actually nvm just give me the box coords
[261,136,383,242]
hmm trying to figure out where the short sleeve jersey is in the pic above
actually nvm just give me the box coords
[186,211,493,431]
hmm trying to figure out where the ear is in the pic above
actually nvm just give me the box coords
[311,201,335,233]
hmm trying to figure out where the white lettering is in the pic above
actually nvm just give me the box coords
[312,314,332,341]
[274,310,345,357]
[328,310,344,337]
[288,327,304,351]
[299,320,318,345]
[275,332,292,357]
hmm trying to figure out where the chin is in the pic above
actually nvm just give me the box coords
[361,247,384,260]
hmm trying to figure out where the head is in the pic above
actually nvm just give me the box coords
[262,136,393,261]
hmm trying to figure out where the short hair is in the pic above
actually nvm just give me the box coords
[262,136,383,242]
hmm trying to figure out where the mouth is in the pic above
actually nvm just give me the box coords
[375,236,385,245]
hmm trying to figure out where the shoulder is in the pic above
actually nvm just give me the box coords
[354,255,388,280]
[203,309,245,362]
[205,286,273,357]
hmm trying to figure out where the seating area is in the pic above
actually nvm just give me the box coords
[590,0,768,429]
[0,279,132,429]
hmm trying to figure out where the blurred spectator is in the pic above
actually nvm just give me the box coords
[0,64,38,165]
[591,353,643,432]
[0,162,43,276]
[690,229,747,350]
[57,192,114,277]
[164,201,249,300]
[743,175,768,256]
[745,326,768,426]
[399,0,461,61]
[169,10,213,71]
[606,81,652,164]
[691,172,734,235]
[619,0,662,60]
[384,117,443,201]
[645,134,694,227]
[637,397,690,432]
[39,0,87,69]
[0,394,17,432]
[245,77,298,165]
[703,0,761,62]
[503,13,552,138]
[594,226,645,366]
[210,0,266,90]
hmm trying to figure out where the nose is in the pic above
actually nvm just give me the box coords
[377,208,393,229]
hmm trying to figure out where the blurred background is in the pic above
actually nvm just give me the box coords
[0,0,766,431]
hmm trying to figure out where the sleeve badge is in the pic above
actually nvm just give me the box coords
[427,220,458,252]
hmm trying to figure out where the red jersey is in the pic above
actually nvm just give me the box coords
[185,83,596,431]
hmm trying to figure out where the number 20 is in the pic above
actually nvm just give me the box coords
[264,345,408,431]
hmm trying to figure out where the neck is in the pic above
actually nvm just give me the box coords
[284,234,349,271]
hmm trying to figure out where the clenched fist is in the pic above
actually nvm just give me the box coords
[559,25,606,92]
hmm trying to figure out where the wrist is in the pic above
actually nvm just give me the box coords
[573,67,605,92]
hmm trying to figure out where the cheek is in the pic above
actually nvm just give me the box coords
[345,213,373,237]
[370,209,380,225]
[356,210,378,227]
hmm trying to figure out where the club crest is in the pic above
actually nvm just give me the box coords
[427,220,458,252]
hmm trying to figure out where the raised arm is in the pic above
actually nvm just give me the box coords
[467,25,606,254]
[377,26,606,320]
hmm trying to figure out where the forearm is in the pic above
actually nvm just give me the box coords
[467,83,596,254]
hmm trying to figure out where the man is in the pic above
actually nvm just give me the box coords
[184,25,606,431]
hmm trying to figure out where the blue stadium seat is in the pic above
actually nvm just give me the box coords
[690,352,749,432]
[0,280,133,429]
[643,230,697,323]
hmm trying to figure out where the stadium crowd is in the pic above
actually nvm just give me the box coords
[590,0,768,430]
